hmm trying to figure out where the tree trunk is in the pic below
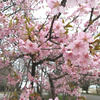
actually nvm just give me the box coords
[96,85,98,94]
[68,95,71,100]
[48,74,55,100]
[86,89,89,94]
[31,61,36,88]
[62,94,66,100]
[40,86,43,97]
[37,85,40,93]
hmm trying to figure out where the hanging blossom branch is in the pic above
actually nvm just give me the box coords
[83,8,100,32]
[39,15,49,32]
[46,0,67,41]
[1,0,25,14]
[45,15,56,40]
[57,0,67,19]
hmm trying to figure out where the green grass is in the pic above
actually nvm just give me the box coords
[0,92,76,100]
[82,93,100,96]
[58,95,76,100]
[43,95,76,100]
[0,92,4,94]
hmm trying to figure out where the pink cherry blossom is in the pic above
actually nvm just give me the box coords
[67,0,78,7]
[25,39,38,54]
[78,52,93,67]
[0,0,100,100]
[49,97,59,100]
[47,0,65,15]
[77,32,94,43]
[63,50,77,61]
[88,0,98,8]
[67,40,89,54]
[53,19,66,35]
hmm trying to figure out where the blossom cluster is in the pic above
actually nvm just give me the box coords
[0,0,100,100]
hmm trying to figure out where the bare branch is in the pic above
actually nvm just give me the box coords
[83,13,100,32]
[89,8,94,22]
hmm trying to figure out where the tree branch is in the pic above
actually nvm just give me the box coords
[89,8,94,22]
[46,0,67,41]
[83,13,100,32]
[51,73,68,80]
[35,54,63,66]
[57,0,67,19]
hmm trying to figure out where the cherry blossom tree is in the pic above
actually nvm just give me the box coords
[0,0,100,100]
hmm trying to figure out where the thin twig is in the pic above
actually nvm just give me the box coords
[89,8,94,22]
[83,11,100,32]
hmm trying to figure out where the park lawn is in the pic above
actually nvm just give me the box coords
[0,92,76,100]
[43,95,76,100]
[0,92,4,94]
[58,95,76,100]
[82,93,100,96]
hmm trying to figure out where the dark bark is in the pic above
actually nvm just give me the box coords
[68,95,71,100]
[30,54,36,88]
[62,94,66,100]
[31,61,36,88]
[48,74,55,100]
[96,85,99,94]
[82,86,89,94]
[86,89,89,94]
